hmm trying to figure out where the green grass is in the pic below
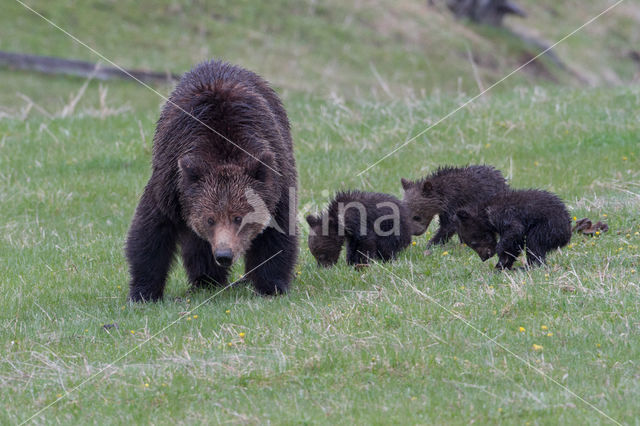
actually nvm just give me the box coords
[2,85,639,424]
[1,0,639,112]
[2,0,640,424]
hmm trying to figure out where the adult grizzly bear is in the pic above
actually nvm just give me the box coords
[126,60,298,302]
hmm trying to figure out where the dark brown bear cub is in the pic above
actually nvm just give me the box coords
[401,165,507,247]
[305,191,412,267]
[454,189,571,269]
[126,60,298,302]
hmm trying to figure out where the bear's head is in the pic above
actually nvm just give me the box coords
[178,151,277,267]
[401,178,443,236]
[305,214,343,267]
[454,208,497,261]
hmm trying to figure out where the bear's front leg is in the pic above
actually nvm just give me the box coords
[428,214,456,246]
[495,228,524,270]
[244,225,297,295]
[346,237,377,265]
[180,230,230,289]
[126,187,178,302]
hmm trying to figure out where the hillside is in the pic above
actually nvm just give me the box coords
[1,0,639,114]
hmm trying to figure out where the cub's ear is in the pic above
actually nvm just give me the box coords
[247,151,275,183]
[400,178,412,191]
[421,180,433,196]
[306,214,321,228]
[178,155,204,183]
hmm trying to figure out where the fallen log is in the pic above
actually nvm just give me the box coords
[0,50,180,83]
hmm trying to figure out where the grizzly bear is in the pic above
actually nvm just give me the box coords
[401,165,507,246]
[126,60,298,302]
[305,191,412,267]
[454,189,571,269]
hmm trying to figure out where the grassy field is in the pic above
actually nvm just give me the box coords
[1,0,640,424]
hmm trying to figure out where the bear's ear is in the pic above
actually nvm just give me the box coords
[401,178,412,191]
[178,155,204,183]
[421,180,433,196]
[306,214,321,228]
[247,151,275,183]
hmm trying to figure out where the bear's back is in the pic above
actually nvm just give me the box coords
[330,191,411,243]
[434,165,507,207]
[488,189,571,234]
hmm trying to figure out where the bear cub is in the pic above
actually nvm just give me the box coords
[401,165,507,246]
[305,191,412,267]
[454,189,571,269]
[125,60,298,302]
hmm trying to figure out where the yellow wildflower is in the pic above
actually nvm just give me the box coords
[541,325,548,331]
[519,327,526,333]
[532,344,543,351]
[239,332,246,338]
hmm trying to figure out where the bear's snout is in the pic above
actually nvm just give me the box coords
[214,248,234,267]
[479,247,495,261]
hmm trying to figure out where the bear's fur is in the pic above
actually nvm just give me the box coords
[305,191,412,267]
[401,165,507,246]
[126,60,298,302]
[454,189,571,269]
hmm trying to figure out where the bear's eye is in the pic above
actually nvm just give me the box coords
[412,216,421,222]
[233,216,243,225]
[207,218,215,226]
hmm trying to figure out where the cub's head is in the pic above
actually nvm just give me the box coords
[305,214,342,267]
[454,208,497,261]
[401,178,442,236]
[178,152,277,267]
